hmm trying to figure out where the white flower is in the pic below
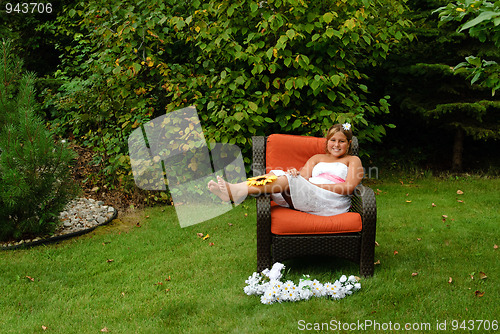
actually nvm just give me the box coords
[267,262,285,280]
[260,294,274,305]
[298,287,313,300]
[348,275,358,283]
[283,288,300,302]
[342,123,351,131]
[298,278,312,290]
[243,262,361,304]
[311,280,326,297]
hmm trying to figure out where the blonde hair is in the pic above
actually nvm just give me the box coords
[325,124,353,155]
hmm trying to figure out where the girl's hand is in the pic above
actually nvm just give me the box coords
[286,168,300,177]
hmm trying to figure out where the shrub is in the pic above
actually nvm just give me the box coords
[0,40,80,241]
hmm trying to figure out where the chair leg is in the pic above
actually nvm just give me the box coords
[256,195,272,272]
[359,238,375,277]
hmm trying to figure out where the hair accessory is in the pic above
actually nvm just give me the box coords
[342,123,351,131]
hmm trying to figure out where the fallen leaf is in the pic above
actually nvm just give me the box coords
[431,203,437,207]
[493,244,498,250]
[442,215,448,219]
[197,233,204,238]
[166,276,171,281]
[155,282,163,286]
[406,200,412,203]
[121,292,125,296]
[228,223,233,226]
[42,326,47,331]
[400,180,404,186]
[479,272,487,280]
[107,259,114,263]
[457,199,464,203]
[25,276,35,282]
[374,241,380,246]
[474,290,484,297]
[393,251,398,255]
[101,328,109,333]
[135,222,141,227]
[209,242,215,246]
[203,234,210,240]
[244,213,248,217]
[448,277,453,284]
[374,260,381,265]
[417,238,422,241]
[457,190,464,195]
[411,272,418,277]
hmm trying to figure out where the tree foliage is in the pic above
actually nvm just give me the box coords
[434,0,500,95]
[43,0,411,191]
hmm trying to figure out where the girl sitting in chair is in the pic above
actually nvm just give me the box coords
[208,123,364,217]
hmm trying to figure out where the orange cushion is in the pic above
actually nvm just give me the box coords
[270,206,362,235]
[266,134,362,235]
[266,134,326,172]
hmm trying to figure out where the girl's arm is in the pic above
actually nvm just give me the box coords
[314,156,363,195]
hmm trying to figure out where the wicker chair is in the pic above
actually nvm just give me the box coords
[253,134,377,277]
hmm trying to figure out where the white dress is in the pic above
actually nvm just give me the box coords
[270,162,351,216]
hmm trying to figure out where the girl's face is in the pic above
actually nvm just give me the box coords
[326,131,350,158]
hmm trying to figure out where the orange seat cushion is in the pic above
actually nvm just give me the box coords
[266,134,362,235]
[271,206,362,235]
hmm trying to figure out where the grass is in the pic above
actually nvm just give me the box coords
[0,174,499,333]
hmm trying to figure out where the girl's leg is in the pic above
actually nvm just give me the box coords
[208,174,290,203]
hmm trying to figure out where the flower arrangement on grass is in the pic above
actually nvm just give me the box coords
[246,174,277,186]
[244,262,361,305]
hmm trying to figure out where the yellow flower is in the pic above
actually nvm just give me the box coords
[246,175,277,186]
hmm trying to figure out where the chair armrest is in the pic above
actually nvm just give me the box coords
[253,136,272,271]
[252,136,266,176]
[351,184,377,229]
[352,184,377,276]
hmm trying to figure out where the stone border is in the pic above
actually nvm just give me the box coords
[0,208,118,251]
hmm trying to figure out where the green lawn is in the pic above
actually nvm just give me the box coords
[0,175,498,333]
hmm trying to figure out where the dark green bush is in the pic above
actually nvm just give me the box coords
[0,40,80,241]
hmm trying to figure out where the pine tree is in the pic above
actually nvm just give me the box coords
[375,0,499,171]
[0,40,80,241]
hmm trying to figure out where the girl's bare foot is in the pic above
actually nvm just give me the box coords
[208,178,230,202]
[217,176,248,204]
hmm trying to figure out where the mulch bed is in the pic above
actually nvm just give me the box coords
[69,143,148,215]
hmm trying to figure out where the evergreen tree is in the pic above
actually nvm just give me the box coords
[0,40,80,241]
[375,0,499,171]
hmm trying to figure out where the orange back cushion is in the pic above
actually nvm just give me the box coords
[266,134,326,172]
